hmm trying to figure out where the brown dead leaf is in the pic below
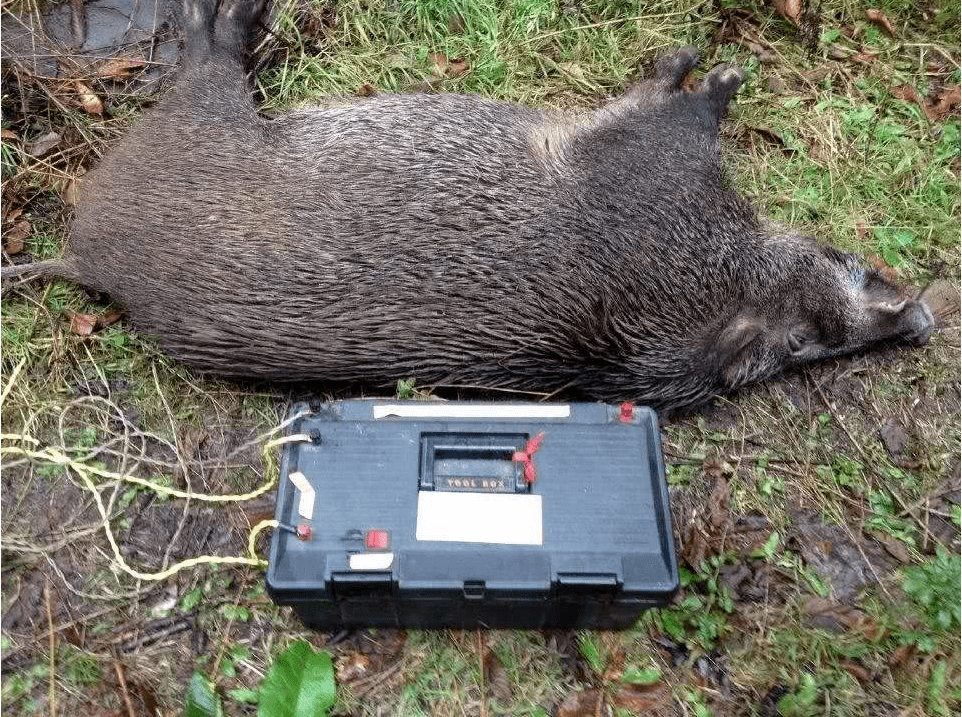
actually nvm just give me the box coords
[97,309,125,329]
[866,253,899,282]
[680,475,730,569]
[891,84,959,122]
[26,131,62,158]
[5,218,32,250]
[69,313,98,336]
[891,84,921,104]
[429,53,469,78]
[67,308,126,336]
[888,643,915,670]
[75,82,103,115]
[1,129,18,141]
[840,658,872,683]
[555,689,603,717]
[927,85,961,122]
[865,9,896,36]
[803,596,878,638]
[612,682,671,711]
[868,530,912,564]
[773,0,803,25]
[482,648,513,704]
[4,219,31,254]
[335,652,370,682]
[851,50,880,63]
[97,57,146,79]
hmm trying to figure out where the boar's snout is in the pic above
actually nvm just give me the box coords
[899,300,935,346]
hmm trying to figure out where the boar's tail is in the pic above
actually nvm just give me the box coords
[1,258,78,284]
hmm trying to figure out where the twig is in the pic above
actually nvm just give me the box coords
[45,577,56,717]
[477,630,488,717]
[111,649,137,717]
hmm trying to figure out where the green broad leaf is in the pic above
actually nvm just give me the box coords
[258,641,336,717]
[185,672,224,717]
[622,667,662,685]
[227,687,260,705]
[660,612,686,643]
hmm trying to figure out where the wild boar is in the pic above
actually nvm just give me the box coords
[1,0,934,412]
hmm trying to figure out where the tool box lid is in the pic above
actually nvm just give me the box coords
[267,401,678,603]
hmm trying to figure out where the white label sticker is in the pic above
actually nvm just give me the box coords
[416,492,543,545]
[349,552,395,570]
[372,404,570,420]
[288,471,316,520]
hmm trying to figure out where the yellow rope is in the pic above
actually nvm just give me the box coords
[0,431,305,582]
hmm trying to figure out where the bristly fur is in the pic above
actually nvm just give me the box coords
[8,0,934,413]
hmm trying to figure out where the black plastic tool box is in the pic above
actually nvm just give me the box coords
[266,400,678,630]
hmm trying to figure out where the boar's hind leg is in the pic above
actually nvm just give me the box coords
[653,45,701,92]
[697,63,745,126]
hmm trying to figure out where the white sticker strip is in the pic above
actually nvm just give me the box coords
[416,492,543,545]
[288,471,316,520]
[372,404,570,420]
[349,552,395,571]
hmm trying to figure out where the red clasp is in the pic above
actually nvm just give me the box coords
[512,433,544,483]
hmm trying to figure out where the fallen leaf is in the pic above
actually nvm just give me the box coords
[26,131,62,158]
[4,219,31,254]
[840,658,872,683]
[1,129,18,141]
[879,418,908,456]
[6,218,31,243]
[446,58,469,77]
[891,84,921,104]
[97,309,125,329]
[555,689,603,717]
[888,643,914,670]
[429,53,449,77]
[865,9,896,36]
[680,475,731,569]
[97,57,146,79]
[69,313,98,336]
[773,0,803,25]
[926,85,961,122]
[611,682,671,711]
[335,652,370,682]
[867,529,912,564]
[67,308,126,336]
[851,50,880,63]
[482,648,513,704]
[803,596,878,638]
[75,82,103,115]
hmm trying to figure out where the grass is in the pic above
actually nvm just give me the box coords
[1,0,959,715]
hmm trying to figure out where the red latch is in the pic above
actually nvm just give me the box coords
[512,433,544,483]
[365,529,390,550]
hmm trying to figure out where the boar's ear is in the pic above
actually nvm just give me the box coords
[712,313,766,384]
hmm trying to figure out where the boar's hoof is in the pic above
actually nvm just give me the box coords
[700,63,746,120]
[654,46,700,91]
